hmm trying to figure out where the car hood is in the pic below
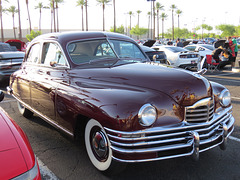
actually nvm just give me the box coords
[143,40,156,47]
[0,110,28,179]
[72,63,211,106]
[213,39,227,48]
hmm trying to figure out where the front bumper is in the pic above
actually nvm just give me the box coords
[104,107,234,163]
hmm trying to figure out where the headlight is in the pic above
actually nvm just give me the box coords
[219,89,231,107]
[138,103,157,126]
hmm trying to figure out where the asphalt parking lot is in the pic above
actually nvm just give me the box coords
[0,64,240,180]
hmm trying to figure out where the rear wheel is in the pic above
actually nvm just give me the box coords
[17,101,33,118]
[84,119,126,174]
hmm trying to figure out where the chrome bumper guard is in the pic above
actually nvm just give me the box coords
[104,107,234,163]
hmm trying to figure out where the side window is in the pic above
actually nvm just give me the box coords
[26,43,41,63]
[42,43,67,66]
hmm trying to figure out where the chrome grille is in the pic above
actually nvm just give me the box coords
[185,97,214,123]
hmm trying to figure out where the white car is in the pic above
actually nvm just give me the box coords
[184,44,214,59]
[152,45,200,69]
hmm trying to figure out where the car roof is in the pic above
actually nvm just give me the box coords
[32,31,134,44]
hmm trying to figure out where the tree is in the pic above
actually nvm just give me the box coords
[160,12,167,39]
[110,25,124,34]
[147,11,150,38]
[76,0,85,31]
[113,0,116,32]
[17,0,22,40]
[130,25,148,38]
[25,0,31,31]
[50,0,56,32]
[55,0,64,32]
[96,0,111,31]
[215,24,236,37]
[127,11,133,34]
[136,10,141,27]
[0,0,8,41]
[176,9,182,29]
[35,2,49,32]
[170,4,177,40]
[156,2,164,40]
[85,0,88,31]
[26,30,42,41]
[4,6,18,39]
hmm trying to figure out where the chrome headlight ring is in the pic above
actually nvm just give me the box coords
[219,89,231,107]
[138,103,157,127]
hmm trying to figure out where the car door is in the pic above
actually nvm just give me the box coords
[30,42,69,122]
[11,43,41,106]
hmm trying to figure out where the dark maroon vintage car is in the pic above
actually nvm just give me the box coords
[7,32,234,173]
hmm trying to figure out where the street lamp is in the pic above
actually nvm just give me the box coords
[201,17,206,39]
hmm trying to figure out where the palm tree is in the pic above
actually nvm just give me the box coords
[170,4,177,40]
[55,0,64,32]
[85,0,88,31]
[35,2,49,32]
[4,6,18,39]
[160,12,167,39]
[0,0,8,42]
[136,10,141,27]
[156,2,164,40]
[76,0,85,31]
[147,11,150,38]
[113,0,116,32]
[127,11,133,36]
[49,0,56,32]
[176,9,182,29]
[25,0,31,31]
[96,0,111,31]
[17,0,22,40]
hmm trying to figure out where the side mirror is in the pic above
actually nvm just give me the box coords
[0,90,4,102]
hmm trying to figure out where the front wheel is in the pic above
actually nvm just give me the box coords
[17,101,33,118]
[84,119,126,174]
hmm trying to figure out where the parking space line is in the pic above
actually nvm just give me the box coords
[229,136,240,143]
[232,97,240,100]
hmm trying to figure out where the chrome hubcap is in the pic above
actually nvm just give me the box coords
[91,130,108,161]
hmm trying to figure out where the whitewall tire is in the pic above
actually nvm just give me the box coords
[85,119,112,171]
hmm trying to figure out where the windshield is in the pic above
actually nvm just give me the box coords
[67,39,147,68]
[165,46,188,53]
[201,44,214,51]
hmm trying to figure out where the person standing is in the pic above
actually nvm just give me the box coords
[227,36,236,68]
[232,37,239,66]
[176,38,184,47]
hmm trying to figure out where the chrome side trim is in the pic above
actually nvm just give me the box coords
[11,92,74,137]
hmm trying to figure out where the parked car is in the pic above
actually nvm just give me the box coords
[0,51,25,81]
[140,45,167,64]
[0,91,41,180]
[152,45,200,69]
[7,31,234,173]
[0,42,18,52]
[5,39,27,52]
[184,44,214,59]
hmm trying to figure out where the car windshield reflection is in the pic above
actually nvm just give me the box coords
[67,39,147,68]
[166,46,189,53]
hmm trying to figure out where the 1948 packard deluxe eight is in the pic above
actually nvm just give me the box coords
[7,32,234,173]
